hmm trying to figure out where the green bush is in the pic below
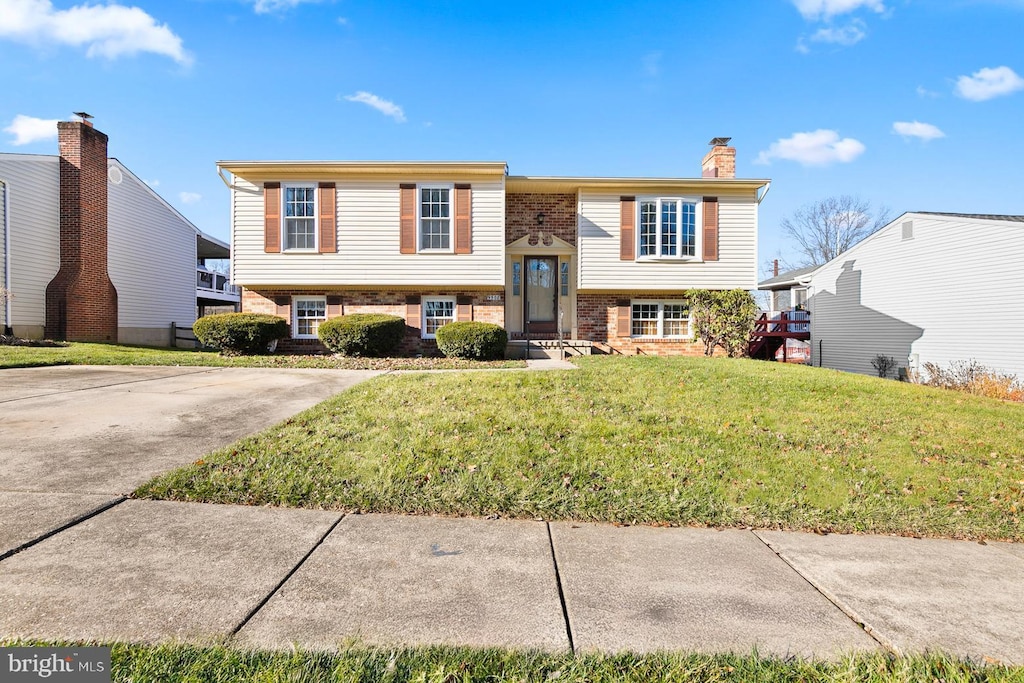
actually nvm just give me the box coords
[193,313,289,356]
[318,313,405,357]
[435,321,508,360]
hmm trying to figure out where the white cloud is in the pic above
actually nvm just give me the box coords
[179,191,202,204]
[916,85,940,98]
[143,178,160,187]
[0,0,190,64]
[809,21,866,45]
[3,114,59,145]
[791,0,885,20]
[955,65,1024,101]
[642,51,662,77]
[755,129,866,166]
[892,121,946,141]
[249,0,320,14]
[342,91,406,123]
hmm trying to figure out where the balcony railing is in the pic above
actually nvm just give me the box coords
[196,268,240,299]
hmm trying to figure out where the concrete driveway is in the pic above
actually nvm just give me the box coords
[0,365,382,556]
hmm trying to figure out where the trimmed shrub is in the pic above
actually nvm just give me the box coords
[318,313,405,357]
[435,321,508,361]
[193,313,288,356]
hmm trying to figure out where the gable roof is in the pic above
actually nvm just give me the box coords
[805,210,1024,285]
[915,212,1024,223]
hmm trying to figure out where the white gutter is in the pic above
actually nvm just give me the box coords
[217,166,239,191]
[1,180,11,332]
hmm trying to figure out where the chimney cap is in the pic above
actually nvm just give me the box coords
[708,137,732,146]
[72,112,93,121]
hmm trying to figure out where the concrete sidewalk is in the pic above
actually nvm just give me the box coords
[1,501,1021,663]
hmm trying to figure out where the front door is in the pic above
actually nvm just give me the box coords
[525,256,558,334]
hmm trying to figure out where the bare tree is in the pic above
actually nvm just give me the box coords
[781,195,891,267]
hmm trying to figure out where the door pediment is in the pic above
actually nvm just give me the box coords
[506,232,576,255]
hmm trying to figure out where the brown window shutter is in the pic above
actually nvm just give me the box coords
[326,295,343,318]
[702,196,719,261]
[616,300,632,337]
[620,196,635,261]
[454,184,472,254]
[274,295,290,321]
[405,295,421,333]
[400,184,416,254]
[264,182,281,253]
[318,182,336,254]
[456,295,473,322]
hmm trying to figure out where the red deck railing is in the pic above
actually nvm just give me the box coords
[749,311,810,360]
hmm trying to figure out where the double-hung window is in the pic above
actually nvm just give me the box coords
[419,185,452,251]
[631,301,690,338]
[422,296,456,338]
[638,198,697,258]
[284,185,317,251]
[293,296,326,339]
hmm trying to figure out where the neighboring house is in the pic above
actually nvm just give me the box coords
[0,118,238,344]
[804,212,1024,379]
[753,263,815,362]
[217,140,770,355]
[758,263,817,312]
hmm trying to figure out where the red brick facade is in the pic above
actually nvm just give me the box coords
[243,288,504,355]
[506,193,577,245]
[45,121,118,342]
[576,293,709,356]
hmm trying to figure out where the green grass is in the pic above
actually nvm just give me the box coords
[4,641,1022,683]
[136,356,1024,540]
[0,342,525,370]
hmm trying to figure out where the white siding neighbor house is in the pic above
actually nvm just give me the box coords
[0,118,236,345]
[218,139,770,355]
[806,212,1024,379]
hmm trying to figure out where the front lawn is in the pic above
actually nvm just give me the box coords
[0,342,524,370]
[5,641,1021,683]
[137,356,1024,540]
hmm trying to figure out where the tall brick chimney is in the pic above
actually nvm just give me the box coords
[45,118,118,341]
[701,137,736,179]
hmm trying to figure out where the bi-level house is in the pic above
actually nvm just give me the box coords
[217,140,769,355]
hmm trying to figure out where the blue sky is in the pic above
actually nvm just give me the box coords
[1,0,1022,275]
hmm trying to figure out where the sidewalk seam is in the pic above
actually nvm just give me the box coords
[545,522,576,653]
[0,496,127,562]
[750,530,900,655]
[229,513,346,638]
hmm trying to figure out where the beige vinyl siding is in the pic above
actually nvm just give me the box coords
[577,191,758,291]
[107,161,198,330]
[0,155,60,331]
[232,178,505,287]
[809,214,1024,379]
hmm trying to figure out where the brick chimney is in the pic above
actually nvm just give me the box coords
[45,118,118,341]
[701,137,736,179]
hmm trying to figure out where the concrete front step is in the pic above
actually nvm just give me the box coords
[507,339,592,360]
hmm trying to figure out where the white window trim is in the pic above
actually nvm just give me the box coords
[421,295,457,339]
[282,182,318,253]
[292,295,327,339]
[635,196,702,262]
[630,300,691,338]
[417,183,455,254]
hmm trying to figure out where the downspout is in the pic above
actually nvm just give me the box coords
[1,180,11,334]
